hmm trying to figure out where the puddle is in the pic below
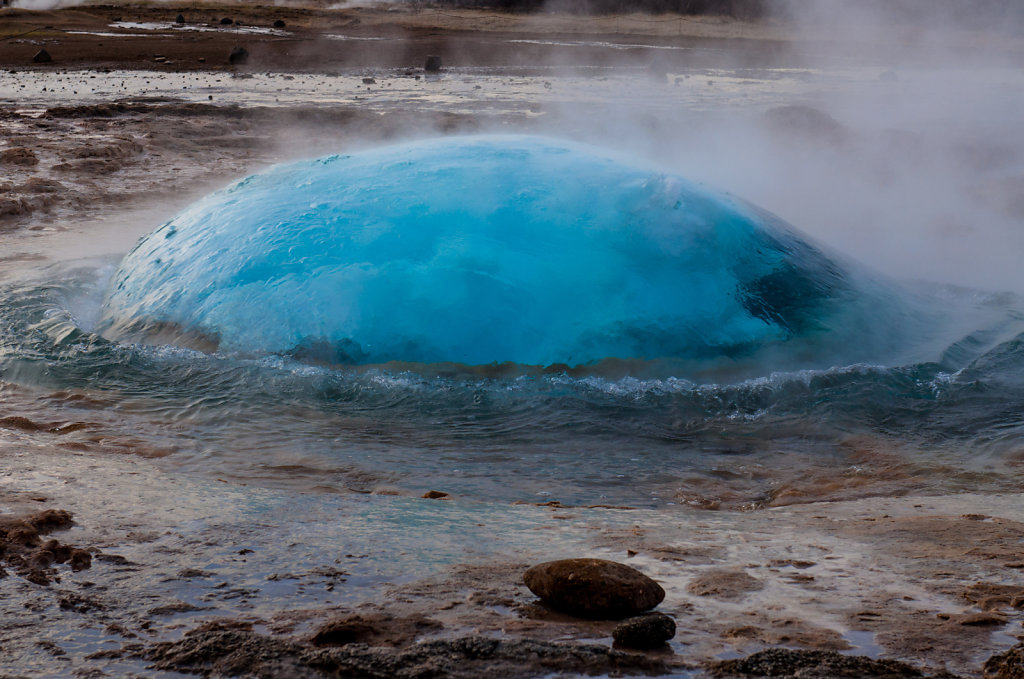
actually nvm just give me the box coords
[842,629,883,658]
[111,21,291,37]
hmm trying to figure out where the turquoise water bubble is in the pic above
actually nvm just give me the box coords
[100,135,859,367]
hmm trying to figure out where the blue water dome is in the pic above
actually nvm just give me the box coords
[99,135,857,367]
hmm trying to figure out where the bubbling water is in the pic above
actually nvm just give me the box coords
[98,135,918,372]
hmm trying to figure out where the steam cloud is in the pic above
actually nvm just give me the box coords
[529,0,1024,293]
[7,0,1021,294]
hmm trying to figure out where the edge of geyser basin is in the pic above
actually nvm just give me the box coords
[96,134,907,371]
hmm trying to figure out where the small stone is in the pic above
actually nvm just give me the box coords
[32,550,55,568]
[32,49,52,64]
[175,14,185,24]
[422,490,449,499]
[523,558,664,619]
[613,612,675,649]
[42,539,71,563]
[273,19,286,28]
[424,55,442,72]
[228,46,249,66]
[362,77,376,85]
[69,549,91,571]
[220,17,233,25]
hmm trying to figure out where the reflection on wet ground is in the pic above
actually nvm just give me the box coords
[2,432,1023,677]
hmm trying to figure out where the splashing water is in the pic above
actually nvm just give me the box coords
[99,135,912,370]
[2,135,1024,507]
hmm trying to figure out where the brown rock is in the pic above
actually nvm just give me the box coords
[41,539,71,564]
[613,612,676,649]
[5,525,39,546]
[422,490,449,499]
[985,642,1024,678]
[28,509,73,532]
[69,549,92,571]
[32,49,52,64]
[523,558,664,619]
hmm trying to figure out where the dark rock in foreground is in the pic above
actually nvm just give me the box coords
[33,49,52,64]
[145,626,671,678]
[710,648,962,678]
[274,19,286,28]
[425,55,443,72]
[228,46,249,65]
[523,558,665,619]
[613,612,676,649]
[985,642,1024,678]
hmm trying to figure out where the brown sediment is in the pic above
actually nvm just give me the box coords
[834,513,1024,564]
[0,3,793,76]
[144,624,674,678]
[708,648,958,678]
[0,100,501,235]
[0,508,89,585]
[686,568,763,599]
[311,613,444,647]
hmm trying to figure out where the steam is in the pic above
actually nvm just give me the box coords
[8,0,1020,294]
[529,0,1024,293]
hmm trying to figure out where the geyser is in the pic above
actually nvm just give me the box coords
[100,135,867,367]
